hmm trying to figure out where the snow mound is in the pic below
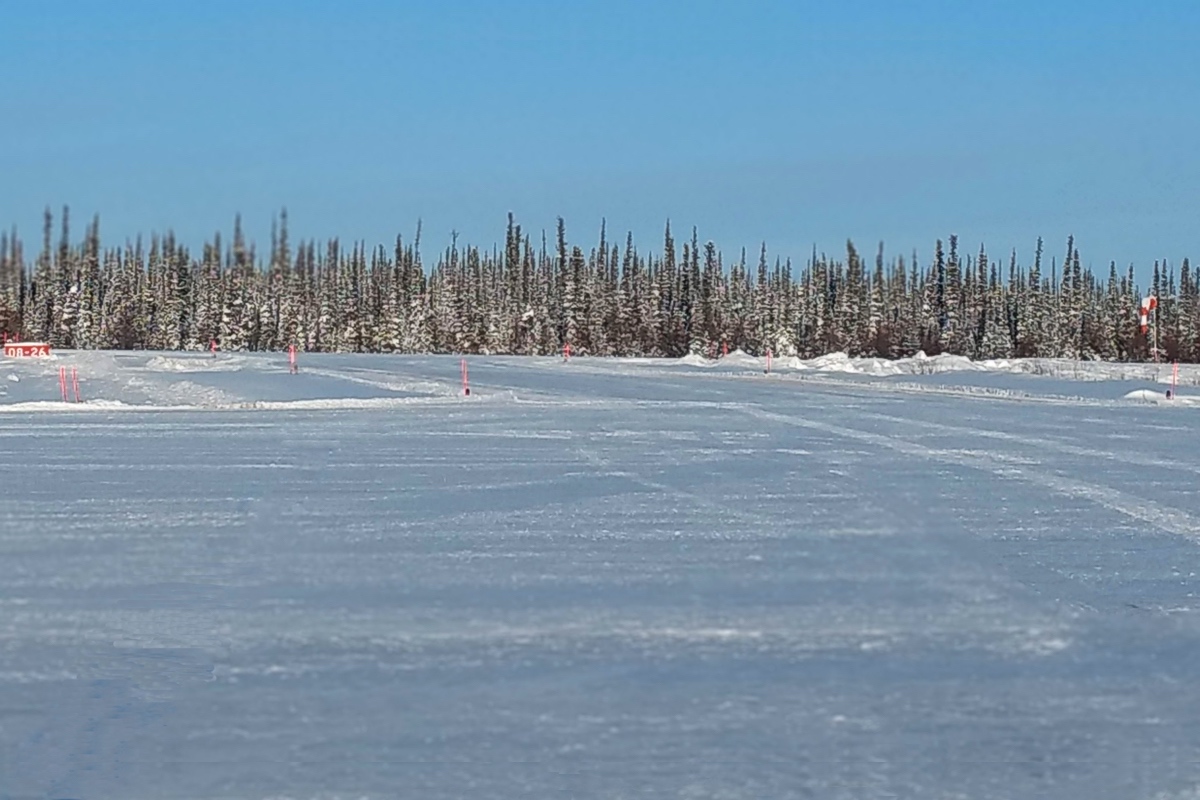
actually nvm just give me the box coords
[664,349,1091,379]
[1124,389,1170,404]
[780,352,912,376]
[807,352,851,369]
[685,350,917,375]
[719,349,762,368]
[0,399,179,413]
[782,356,808,370]
[908,353,982,373]
[144,355,245,373]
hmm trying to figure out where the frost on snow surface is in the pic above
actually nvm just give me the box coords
[2,350,1200,799]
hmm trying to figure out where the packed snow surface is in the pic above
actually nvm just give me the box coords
[3,349,1200,799]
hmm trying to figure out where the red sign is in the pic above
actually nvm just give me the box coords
[4,342,51,358]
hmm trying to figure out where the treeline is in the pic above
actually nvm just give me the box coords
[0,207,1194,361]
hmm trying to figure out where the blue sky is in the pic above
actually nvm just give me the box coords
[2,0,1198,275]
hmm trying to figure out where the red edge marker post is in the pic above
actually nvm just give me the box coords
[765,349,772,375]
[288,344,297,374]
[72,366,81,403]
[1170,361,1179,400]
[58,366,68,402]
[461,358,470,396]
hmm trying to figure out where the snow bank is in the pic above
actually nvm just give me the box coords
[669,348,1200,388]
[3,349,1199,412]
[1124,389,1168,404]
[669,349,998,377]
[239,396,459,411]
[144,355,246,372]
[1122,388,1200,406]
[719,349,762,368]
[0,399,192,413]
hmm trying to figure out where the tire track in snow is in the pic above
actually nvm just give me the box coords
[858,409,1200,478]
[297,366,459,397]
[740,405,1200,542]
[573,445,781,531]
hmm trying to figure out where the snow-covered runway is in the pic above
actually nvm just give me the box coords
[2,352,1200,798]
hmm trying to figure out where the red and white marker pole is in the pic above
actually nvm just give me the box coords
[71,366,81,403]
[1171,361,1179,400]
[288,344,297,374]
[461,358,470,396]
[58,366,68,402]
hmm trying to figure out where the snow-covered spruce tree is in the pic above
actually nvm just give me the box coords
[978,257,1011,360]
[1179,258,1198,362]
[5,208,1200,362]
[896,253,923,358]
[219,233,253,353]
[0,230,23,337]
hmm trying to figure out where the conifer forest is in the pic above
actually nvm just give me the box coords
[0,207,1193,361]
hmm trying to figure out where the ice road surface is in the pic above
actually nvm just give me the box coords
[3,350,1200,799]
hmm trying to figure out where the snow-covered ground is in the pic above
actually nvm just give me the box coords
[3,350,1200,799]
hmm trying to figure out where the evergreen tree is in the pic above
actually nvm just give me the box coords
[0,208,1193,364]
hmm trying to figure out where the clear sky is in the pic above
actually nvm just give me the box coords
[2,0,1198,275]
